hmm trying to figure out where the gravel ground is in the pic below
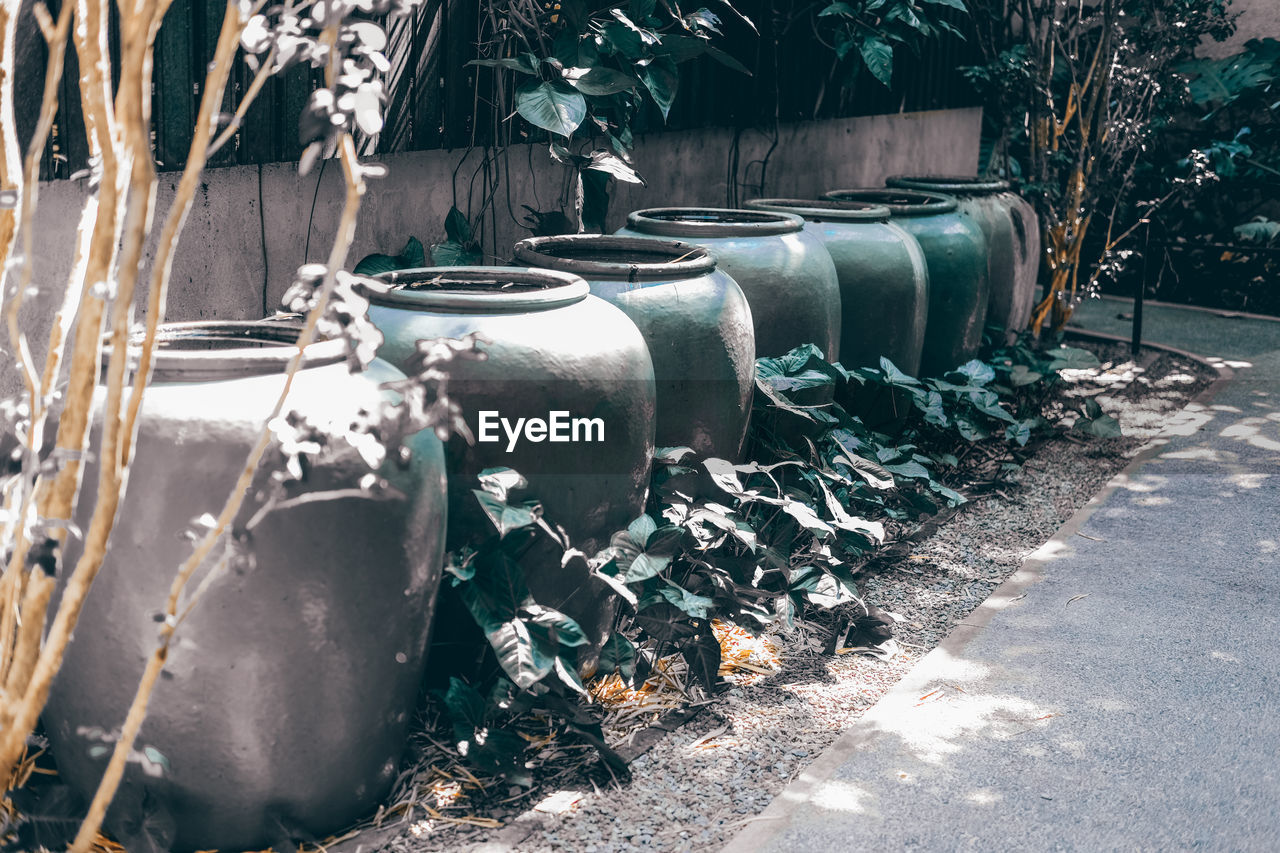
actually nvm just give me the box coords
[355,341,1216,853]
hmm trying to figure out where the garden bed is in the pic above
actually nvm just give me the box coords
[302,338,1216,853]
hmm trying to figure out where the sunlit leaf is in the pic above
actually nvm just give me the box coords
[515,80,587,137]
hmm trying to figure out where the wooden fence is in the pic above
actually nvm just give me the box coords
[27,0,980,178]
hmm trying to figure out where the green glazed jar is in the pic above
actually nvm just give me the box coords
[367,266,656,662]
[513,235,755,461]
[616,207,841,361]
[46,322,447,853]
[824,188,990,376]
[886,175,1040,341]
[744,198,927,376]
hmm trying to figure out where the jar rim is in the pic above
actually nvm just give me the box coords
[113,321,348,381]
[513,234,717,281]
[744,198,893,222]
[625,207,804,238]
[821,188,959,216]
[370,266,590,313]
[885,175,1011,195]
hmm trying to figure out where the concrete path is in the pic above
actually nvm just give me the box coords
[725,295,1280,852]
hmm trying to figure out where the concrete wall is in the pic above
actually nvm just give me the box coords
[1200,0,1280,59]
[4,107,980,399]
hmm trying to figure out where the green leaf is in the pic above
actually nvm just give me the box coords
[585,149,647,184]
[877,357,922,387]
[882,460,930,479]
[659,578,715,618]
[703,457,747,496]
[884,3,922,29]
[622,551,672,583]
[628,514,658,544]
[681,630,722,691]
[1009,364,1044,386]
[967,388,1016,423]
[526,603,589,648]
[703,44,752,75]
[599,632,637,679]
[1234,218,1280,244]
[711,0,757,34]
[430,239,482,266]
[644,524,686,556]
[955,416,989,441]
[638,55,679,120]
[1081,413,1123,438]
[917,389,949,427]
[564,65,639,95]
[444,206,473,244]
[476,467,527,501]
[634,602,700,642]
[472,490,538,537]
[468,54,539,75]
[684,9,722,34]
[353,236,426,275]
[818,1,857,17]
[952,359,996,386]
[655,446,698,464]
[489,618,556,688]
[781,499,836,538]
[515,79,587,138]
[858,36,894,86]
[443,677,486,731]
[1005,419,1032,446]
[1045,346,1101,371]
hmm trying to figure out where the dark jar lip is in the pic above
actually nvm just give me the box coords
[512,234,717,281]
[111,321,348,382]
[371,266,589,314]
[744,198,892,223]
[821,188,958,216]
[885,175,1011,195]
[625,207,804,238]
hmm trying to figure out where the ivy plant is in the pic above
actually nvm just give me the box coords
[435,333,1122,787]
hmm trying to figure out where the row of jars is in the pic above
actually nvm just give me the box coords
[41,176,1038,851]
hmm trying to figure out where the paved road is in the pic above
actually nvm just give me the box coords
[726,296,1280,852]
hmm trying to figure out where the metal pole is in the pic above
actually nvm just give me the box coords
[1133,220,1148,356]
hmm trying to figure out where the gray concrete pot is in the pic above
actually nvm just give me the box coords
[513,235,755,461]
[886,175,1040,341]
[45,322,447,852]
[616,207,841,361]
[823,188,990,377]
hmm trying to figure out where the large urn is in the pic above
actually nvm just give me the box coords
[514,235,755,461]
[367,267,656,661]
[45,322,448,852]
[886,175,1040,340]
[616,207,841,361]
[824,188,989,376]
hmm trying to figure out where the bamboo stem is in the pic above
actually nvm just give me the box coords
[0,0,128,781]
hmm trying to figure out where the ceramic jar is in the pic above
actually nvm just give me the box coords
[824,188,990,376]
[367,267,657,659]
[616,207,841,361]
[513,235,755,461]
[744,198,928,376]
[886,175,1040,340]
[45,322,447,852]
